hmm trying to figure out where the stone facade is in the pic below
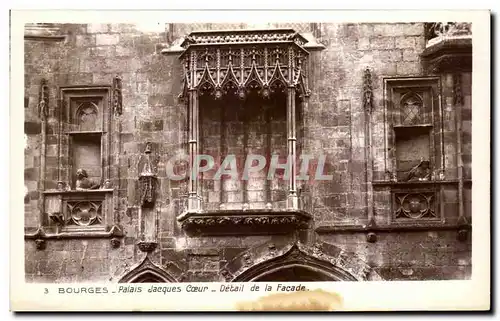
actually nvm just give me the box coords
[24,22,472,283]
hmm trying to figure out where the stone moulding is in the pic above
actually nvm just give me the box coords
[180,28,308,47]
[24,23,66,41]
[137,241,158,253]
[24,224,124,240]
[372,179,462,187]
[315,222,472,234]
[179,209,312,236]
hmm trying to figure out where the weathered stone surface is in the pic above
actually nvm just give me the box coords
[23,22,471,283]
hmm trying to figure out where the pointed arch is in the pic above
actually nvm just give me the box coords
[243,62,265,90]
[268,62,289,88]
[196,65,217,91]
[220,64,240,89]
[221,241,382,282]
[119,256,177,283]
[75,101,99,131]
[399,91,424,125]
[232,244,356,282]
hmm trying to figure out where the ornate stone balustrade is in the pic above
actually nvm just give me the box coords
[42,189,114,233]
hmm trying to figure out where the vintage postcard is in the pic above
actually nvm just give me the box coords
[10,9,490,311]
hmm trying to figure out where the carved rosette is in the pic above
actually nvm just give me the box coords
[178,29,311,101]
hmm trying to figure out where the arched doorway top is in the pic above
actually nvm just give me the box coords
[119,256,177,283]
[221,241,383,282]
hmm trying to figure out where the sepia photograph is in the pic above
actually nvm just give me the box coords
[10,9,491,311]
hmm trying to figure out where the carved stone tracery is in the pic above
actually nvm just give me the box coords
[178,29,311,100]
[394,191,437,220]
[400,92,424,125]
[421,22,472,73]
[76,102,99,131]
[66,200,103,226]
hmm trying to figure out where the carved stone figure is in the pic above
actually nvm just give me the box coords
[406,160,431,182]
[75,169,100,190]
[138,142,158,207]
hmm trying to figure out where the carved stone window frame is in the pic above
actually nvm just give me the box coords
[58,86,113,187]
[36,85,120,238]
[383,77,443,182]
[377,77,452,226]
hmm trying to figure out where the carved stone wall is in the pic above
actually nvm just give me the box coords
[24,23,471,283]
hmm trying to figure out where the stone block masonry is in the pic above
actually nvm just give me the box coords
[24,22,471,283]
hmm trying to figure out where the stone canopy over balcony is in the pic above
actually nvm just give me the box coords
[421,22,472,73]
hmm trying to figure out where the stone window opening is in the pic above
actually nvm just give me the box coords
[385,80,441,182]
[38,86,121,237]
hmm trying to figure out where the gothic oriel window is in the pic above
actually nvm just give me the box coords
[171,29,313,234]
